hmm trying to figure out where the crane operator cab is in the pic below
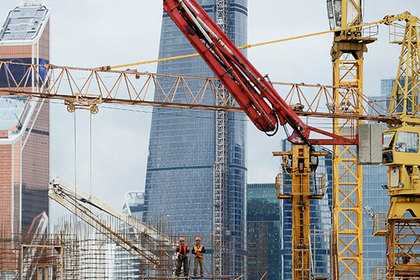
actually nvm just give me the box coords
[382,125,420,196]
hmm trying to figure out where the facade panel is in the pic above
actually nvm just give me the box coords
[247,183,282,280]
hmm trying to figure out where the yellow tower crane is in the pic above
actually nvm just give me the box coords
[327,1,377,279]
[0,60,387,280]
[372,12,420,280]
[0,8,417,280]
[274,146,328,280]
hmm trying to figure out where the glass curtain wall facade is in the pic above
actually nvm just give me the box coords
[143,0,248,274]
[114,192,145,279]
[246,183,282,280]
[280,140,333,280]
[362,164,388,279]
[362,79,395,279]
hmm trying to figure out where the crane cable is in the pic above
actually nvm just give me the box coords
[73,112,94,210]
[110,19,384,69]
[89,113,93,199]
[73,111,78,216]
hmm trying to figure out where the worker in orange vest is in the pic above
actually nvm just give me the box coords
[192,237,206,277]
[175,237,189,277]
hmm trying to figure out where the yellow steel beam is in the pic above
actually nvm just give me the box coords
[332,58,365,280]
[274,146,328,280]
[330,1,374,279]
[340,0,362,30]
[291,145,311,280]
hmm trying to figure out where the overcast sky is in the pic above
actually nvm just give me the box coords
[1,1,419,225]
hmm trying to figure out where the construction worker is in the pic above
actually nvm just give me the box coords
[192,237,206,277]
[175,237,189,277]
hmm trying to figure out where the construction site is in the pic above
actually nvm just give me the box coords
[0,0,420,279]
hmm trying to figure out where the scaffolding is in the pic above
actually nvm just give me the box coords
[0,180,331,279]
[0,229,247,279]
[213,0,230,277]
[0,177,245,279]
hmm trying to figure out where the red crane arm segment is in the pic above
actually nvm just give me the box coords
[163,0,357,146]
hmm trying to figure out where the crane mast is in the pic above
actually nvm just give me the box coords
[327,1,377,279]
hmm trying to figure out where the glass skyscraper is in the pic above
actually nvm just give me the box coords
[114,192,145,279]
[0,3,50,237]
[143,0,248,274]
[247,183,282,280]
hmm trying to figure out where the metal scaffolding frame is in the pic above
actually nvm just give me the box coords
[213,0,231,276]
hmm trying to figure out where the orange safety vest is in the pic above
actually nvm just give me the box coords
[194,245,203,258]
[178,244,188,256]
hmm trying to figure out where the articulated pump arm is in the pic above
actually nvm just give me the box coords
[163,0,356,145]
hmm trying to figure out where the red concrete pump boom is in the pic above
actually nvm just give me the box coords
[163,0,356,146]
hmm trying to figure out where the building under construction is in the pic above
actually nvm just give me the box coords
[0,1,420,280]
[0,178,249,279]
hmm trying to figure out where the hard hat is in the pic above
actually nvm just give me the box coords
[179,237,185,242]
[195,237,201,241]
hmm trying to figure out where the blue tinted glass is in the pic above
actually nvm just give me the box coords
[144,1,248,274]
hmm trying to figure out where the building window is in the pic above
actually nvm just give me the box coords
[395,132,419,153]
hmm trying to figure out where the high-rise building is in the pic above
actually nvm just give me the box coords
[114,192,145,279]
[246,183,282,280]
[0,3,50,238]
[143,0,247,274]
[280,140,332,280]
